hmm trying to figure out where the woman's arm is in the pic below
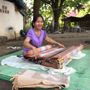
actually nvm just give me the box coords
[45,35,65,48]
[23,37,40,58]
[23,37,35,49]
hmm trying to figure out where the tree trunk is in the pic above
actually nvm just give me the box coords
[50,0,65,33]
[51,0,60,32]
[33,0,41,18]
[53,12,60,32]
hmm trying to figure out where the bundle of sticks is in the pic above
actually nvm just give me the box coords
[24,44,83,69]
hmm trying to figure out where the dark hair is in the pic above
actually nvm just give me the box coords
[32,14,44,28]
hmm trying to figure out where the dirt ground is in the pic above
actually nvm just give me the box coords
[0,32,90,56]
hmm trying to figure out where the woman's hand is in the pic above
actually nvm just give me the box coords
[32,47,40,59]
[57,43,65,48]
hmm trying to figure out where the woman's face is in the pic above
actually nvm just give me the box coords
[34,17,44,30]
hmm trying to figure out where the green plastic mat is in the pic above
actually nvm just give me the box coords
[0,50,23,81]
[63,49,90,90]
[0,49,90,90]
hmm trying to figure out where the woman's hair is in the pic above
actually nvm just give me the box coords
[32,14,44,28]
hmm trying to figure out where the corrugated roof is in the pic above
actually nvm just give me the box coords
[5,0,26,16]
[6,0,26,9]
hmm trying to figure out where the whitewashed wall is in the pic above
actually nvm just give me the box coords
[0,0,23,39]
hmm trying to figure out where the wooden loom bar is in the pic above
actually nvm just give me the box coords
[52,44,83,65]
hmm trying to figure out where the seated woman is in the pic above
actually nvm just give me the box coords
[23,14,65,59]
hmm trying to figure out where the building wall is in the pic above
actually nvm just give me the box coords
[0,0,23,39]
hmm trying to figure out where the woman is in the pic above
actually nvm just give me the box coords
[23,14,65,58]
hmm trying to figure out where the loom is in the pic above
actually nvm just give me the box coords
[24,44,83,69]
